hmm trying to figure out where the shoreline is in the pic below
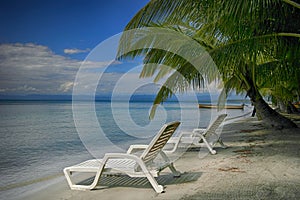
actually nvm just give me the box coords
[9,116,300,200]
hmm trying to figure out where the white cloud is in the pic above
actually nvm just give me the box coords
[0,43,157,96]
[64,48,90,54]
[59,81,74,92]
[0,85,38,92]
[0,43,107,95]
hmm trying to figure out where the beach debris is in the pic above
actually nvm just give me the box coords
[218,167,245,173]
[233,149,253,154]
[235,155,252,163]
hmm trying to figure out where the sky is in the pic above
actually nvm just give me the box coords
[0,0,151,97]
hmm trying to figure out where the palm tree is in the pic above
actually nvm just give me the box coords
[117,0,299,129]
[259,56,300,113]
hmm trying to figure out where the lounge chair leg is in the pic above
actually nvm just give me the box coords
[64,168,75,189]
[210,149,217,155]
[135,159,165,193]
[159,151,181,177]
[89,168,104,189]
[206,143,217,155]
[144,173,164,193]
[63,168,93,191]
[63,159,107,191]
[199,135,217,155]
[169,163,181,177]
[218,139,227,149]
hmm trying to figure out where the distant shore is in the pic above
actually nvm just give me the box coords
[16,115,300,200]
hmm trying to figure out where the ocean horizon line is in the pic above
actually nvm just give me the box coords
[0,93,250,102]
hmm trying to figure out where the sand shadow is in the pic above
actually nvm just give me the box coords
[76,172,202,190]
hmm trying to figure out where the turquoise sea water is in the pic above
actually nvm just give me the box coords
[0,100,252,199]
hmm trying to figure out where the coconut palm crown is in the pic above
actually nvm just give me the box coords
[117,0,299,129]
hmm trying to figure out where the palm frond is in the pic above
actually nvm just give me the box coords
[117,0,300,118]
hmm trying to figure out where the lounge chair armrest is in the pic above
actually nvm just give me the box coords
[179,131,195,137]
[103,153,149,172]
[192,128,206,134]
[127,145,149,154]
[104,153,141,160]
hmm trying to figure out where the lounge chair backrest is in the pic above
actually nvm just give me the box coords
[203,114,227,137]
[141,121,180,164]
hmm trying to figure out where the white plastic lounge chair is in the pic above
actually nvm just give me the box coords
[164,114,227,155]
[64,121,181,193]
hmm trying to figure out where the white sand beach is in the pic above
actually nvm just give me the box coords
[17,116,300,200]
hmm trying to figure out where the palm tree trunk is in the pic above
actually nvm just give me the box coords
[277,99,288,113]
[247,87,298,129]
[288,101,300,114]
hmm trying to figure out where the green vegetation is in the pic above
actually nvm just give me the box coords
[118,0,300,129]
